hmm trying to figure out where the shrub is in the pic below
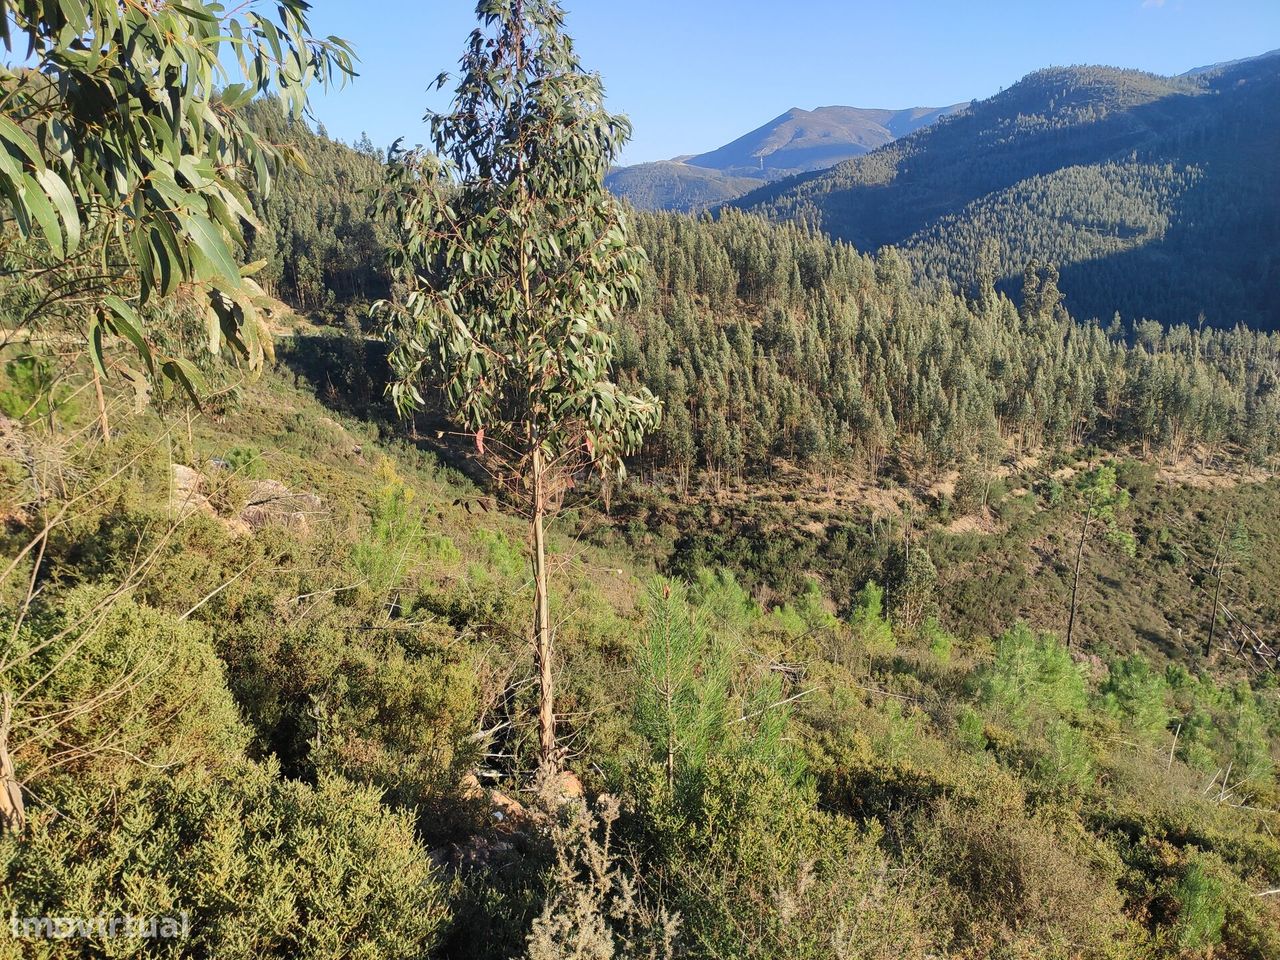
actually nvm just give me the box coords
[1171,857,1226,952]
[1034,718,1096,794]
[850,581,895,654]
[223,445,267,479]
[352,458,425,597]
[627,757,931,960]
[910,799,1139,958]
[956,707,988,752]
[1100,654,1172,738]
[771,577,838,637]
[923,617,954,663]
[525,796,678,960]
[4,589,248,779]
[1,764,451,960]
[977,623,1088,726]
[690,567,758,635]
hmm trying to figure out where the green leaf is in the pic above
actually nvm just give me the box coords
[87,314,108,380]
[161,357,208,404]
[35,167,79,254]
[20,172,64,258]
[179,212,241,283]
[171,3,218,23]
[0,114,45,169]
[103,295,154,375]
[206,305,222,354]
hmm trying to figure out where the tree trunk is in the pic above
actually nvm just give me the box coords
[1066,500,1094,650]
[1204,520,1230,658]
[92,365,111,445]
[0,693,24,833]
[531,450,556,770]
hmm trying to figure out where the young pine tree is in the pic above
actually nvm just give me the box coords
[1065,464,1135,649]
[374,0,660,771]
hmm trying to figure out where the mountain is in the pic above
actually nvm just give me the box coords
[686,103,970,177]
[733,53,1280,330]
[606,101,968,212]
[1181,47,1280,76]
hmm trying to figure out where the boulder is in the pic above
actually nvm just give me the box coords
[238,479,323,532]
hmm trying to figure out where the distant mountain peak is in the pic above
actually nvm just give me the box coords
[686,102,970,177]
[1181,47,1280,77]
[607,100,968,213]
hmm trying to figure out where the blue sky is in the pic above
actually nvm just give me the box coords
[301,1,1280,164]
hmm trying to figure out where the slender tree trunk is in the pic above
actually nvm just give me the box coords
[92,365,111,444]
[1205,520,1230,658]
[1066,499,1094,650]
[530,449,556,769]
[0,693,24,833]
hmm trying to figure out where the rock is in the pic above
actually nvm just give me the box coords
[238,479,323,532]
[171,464,215,519]
[453,835,517,871]
[552,770,584,800]
[171,466,322,536]
[489,789,528,828]
[458,773,486,801]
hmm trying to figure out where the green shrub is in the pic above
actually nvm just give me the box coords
[1171,857,1226,952]
[4,589,248,778]
[956,706,989,752]
[923,617,954,663]
[1034,718,1096,794]
[771,577,838,637]
[910,799,1139,958]
[978,623,1088,726]
[627,757,931,960]
[635,578,805,789]
[223,445,266,479]
[1,764,451,960]
[472,527,528,581]
[850,581,895,654]
[690,567,758,635]
[352,459,425,597]
[1100,654,1172,738]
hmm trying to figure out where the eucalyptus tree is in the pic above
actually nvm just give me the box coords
[0,0,355,416]
[0,0,352,832]
[375,0,660,769]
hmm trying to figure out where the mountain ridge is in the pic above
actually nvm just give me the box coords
[685,101,970,176]
[606,99,968,212]
[731,54,1280,330]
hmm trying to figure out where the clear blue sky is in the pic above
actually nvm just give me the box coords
[301,0,1280,164]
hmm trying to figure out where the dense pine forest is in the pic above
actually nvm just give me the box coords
[621,210,1280,485]
[3,2,1280,959]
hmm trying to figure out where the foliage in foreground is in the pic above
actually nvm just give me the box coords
[2,349,1279,958]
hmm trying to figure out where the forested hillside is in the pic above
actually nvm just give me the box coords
[736,55,1280,330]
[619,209,1280,489]
[604,160,765,213]
[240,101,389,311]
